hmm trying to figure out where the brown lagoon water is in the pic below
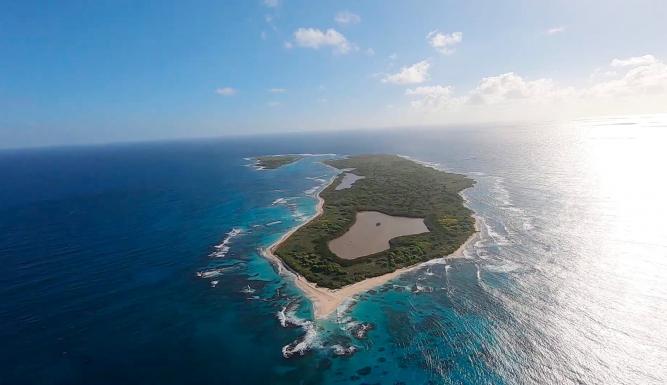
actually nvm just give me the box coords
[328,211,429,259]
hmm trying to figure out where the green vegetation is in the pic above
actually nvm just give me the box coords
[255,155,303,169]
[275,154,476,289]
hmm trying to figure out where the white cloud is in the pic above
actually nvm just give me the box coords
[467,73,572,105]
[406,72,570,109]
[403,55,667,119]
[292,28,353,54]
[611,55,657,68]
[334,11,361,25]
[268,88,287,93]
[215,87,237,96]
[405,86,452,96]
[589,68,618,81]
[427,30,462,55]
[365,48,375,56]
[546,26,566,35]
[382,60,431,85]
[588,58,667,97]
[406,86,459,110]
[263,0,279,8]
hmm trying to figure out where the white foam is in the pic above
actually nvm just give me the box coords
[240,285,255,294]
[276,300,324,358]
[413,283,433,293]
[481,218,510,246]
[334,298,357,322]
[349,322,373,339]
[293,210,308,222]
[491,176,513,208]
[331,344,357,356]
[281,320,320,358]
[276,307,288,327]
[209,228,243,258]
[196,264,241,279]
[304,186,319,196]
[272,198,288,205]
[276,301,307,328]
[197,270,222,279]
[265,221,282,226]
[421,256,447,266]
[483,260,522,273]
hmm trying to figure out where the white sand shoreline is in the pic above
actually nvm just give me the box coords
[260,161,480,320]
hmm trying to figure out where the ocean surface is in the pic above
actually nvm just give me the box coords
[1,115,666,385]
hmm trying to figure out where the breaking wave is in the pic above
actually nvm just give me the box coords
[331,344,357,356]
[209,228,243,258]
[277,301,320,358]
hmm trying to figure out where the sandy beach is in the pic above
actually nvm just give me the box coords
[261,171,480,320]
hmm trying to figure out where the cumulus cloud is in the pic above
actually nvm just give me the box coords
[291,28,353,54]
[263,0,279,8]
[215,87,237,96]
[405,72,574,110]
[334,11,361,25]
[467,73,572,105]
[382,60,431,85]
[427,30,463,55]
[588,57,667,97]
[403,55,667,120]
[611,55,657,68]
[546,26,566,35]
[405,86,459,110]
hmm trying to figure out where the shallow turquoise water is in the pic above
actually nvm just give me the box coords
[1,116,666,384]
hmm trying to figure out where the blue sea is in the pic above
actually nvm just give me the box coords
[1,116,666,385]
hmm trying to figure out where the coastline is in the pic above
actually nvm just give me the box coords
[260,161,480,320]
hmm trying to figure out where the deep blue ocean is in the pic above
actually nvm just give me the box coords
[1,116,666,385]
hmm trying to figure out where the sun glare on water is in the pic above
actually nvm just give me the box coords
[565,114,667,381]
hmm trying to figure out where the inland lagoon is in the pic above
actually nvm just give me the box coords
[328,211,430,260]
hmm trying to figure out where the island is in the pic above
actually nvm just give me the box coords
[254,155,303,170]
[263,154,478,318]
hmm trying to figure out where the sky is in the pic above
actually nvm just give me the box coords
[1,0,667,149]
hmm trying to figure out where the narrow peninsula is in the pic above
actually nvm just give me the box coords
[264,154,478,318]
[255,155,303,170]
